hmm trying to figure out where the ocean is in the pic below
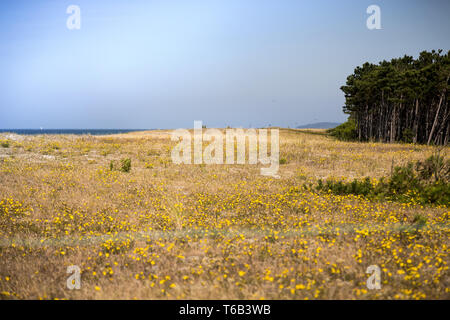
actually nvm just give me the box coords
[0,129,150,135]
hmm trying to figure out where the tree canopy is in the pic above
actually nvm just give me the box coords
[341,50,450,145]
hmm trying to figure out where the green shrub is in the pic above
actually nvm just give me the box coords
[316,154,450,205]
[415,152,449,183]
[401,128,414,143]
[327,119,357,141]
[279,158,287,165]
[419,182,450,205]
[388,163,420,194]
[120,158,131,172]
[316,177,374,196]
[1,141,10,148]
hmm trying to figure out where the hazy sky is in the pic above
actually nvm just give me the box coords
[1,0,449,129]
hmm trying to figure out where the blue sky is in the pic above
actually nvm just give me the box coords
[0,0,449,129]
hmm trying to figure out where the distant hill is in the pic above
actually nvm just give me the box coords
[296,122,341,129]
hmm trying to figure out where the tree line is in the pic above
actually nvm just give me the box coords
[340,49,449,145]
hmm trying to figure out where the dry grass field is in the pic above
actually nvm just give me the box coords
[0,129,448,299]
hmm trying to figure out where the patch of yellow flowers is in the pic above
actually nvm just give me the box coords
[0,130,448,299]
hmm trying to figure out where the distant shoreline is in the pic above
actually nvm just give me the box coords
[0,129,152,135]
[296,122,341,129]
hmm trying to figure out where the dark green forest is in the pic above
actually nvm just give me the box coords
[338,50,449,145]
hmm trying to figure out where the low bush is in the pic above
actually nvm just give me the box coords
[316,153,450,205]
[401,128,414,143]
[327,119,357,141]
[120,158,131,172]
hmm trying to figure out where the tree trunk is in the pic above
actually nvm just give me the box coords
[433,105,449,145]
[413,98,419,143]
[427,92,444,145]
[390,104,397,143]
[444,124,449,145]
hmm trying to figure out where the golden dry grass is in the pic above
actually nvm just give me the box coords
[0,129,448,299]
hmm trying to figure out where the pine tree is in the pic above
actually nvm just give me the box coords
[340,50,449,145]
